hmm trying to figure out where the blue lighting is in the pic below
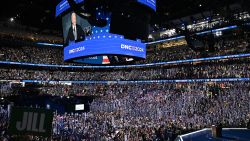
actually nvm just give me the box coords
[36,42,63,47]
[19,78,250,84]
[56,0,156,17]
[137,0,156,11]
[1,53,250,69]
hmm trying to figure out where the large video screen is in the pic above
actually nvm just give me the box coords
[62,10,146,65]
[62,12,92,45]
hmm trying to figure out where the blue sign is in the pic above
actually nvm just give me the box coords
[56,0,156,17]
[64,33,146,63]
[56,0,84,17]
[137,0,156,11]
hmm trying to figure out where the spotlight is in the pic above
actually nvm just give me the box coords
[10,17,14,22]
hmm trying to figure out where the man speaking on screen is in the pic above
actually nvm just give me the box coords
[66,12,85,45]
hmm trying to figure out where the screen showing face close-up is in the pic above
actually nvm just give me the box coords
[62,12,92,45]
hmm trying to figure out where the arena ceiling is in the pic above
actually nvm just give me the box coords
[0,0,249,33]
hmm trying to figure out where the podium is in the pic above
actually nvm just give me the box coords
[212,125,222,137]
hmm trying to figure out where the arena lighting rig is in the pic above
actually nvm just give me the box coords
[56,0,156,65]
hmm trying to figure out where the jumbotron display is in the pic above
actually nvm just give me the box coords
[56,0,156,65]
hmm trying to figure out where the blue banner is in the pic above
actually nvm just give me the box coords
[20,78,250,84]
[137,0,156,11]
[64,33,146,62]
[56,0,84,17]
[56,0,156,17]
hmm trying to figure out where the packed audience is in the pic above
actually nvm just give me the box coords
[0,59,250,81]
[0,23,250,141]
[0,33,249,65]
[0,106,8,140]
[0,46,64,65]
[38,82,250,140]
[0,82,250,141]
[86,82,250,140]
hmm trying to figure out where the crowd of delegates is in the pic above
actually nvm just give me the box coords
[1,82,249,141]
[0,46,64,65]
[0,82,13,98]
[43,82,250,140]
[0,26,249,141]
[0,106,8,140]
[0,33,249,65]
[0,60,250,81]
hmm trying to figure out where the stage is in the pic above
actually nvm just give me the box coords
[176,128,250,141]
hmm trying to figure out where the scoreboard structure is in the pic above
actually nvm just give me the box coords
[56,0,156,65]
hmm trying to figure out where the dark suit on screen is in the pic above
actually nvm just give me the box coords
[66,24,85,45]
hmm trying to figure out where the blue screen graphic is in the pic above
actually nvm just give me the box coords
[56,0,156,17]
[58,0,149,64]
[56,0,84,17]
[137,0,156,11]
[91,10,111,34]
[64,33,146,63]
